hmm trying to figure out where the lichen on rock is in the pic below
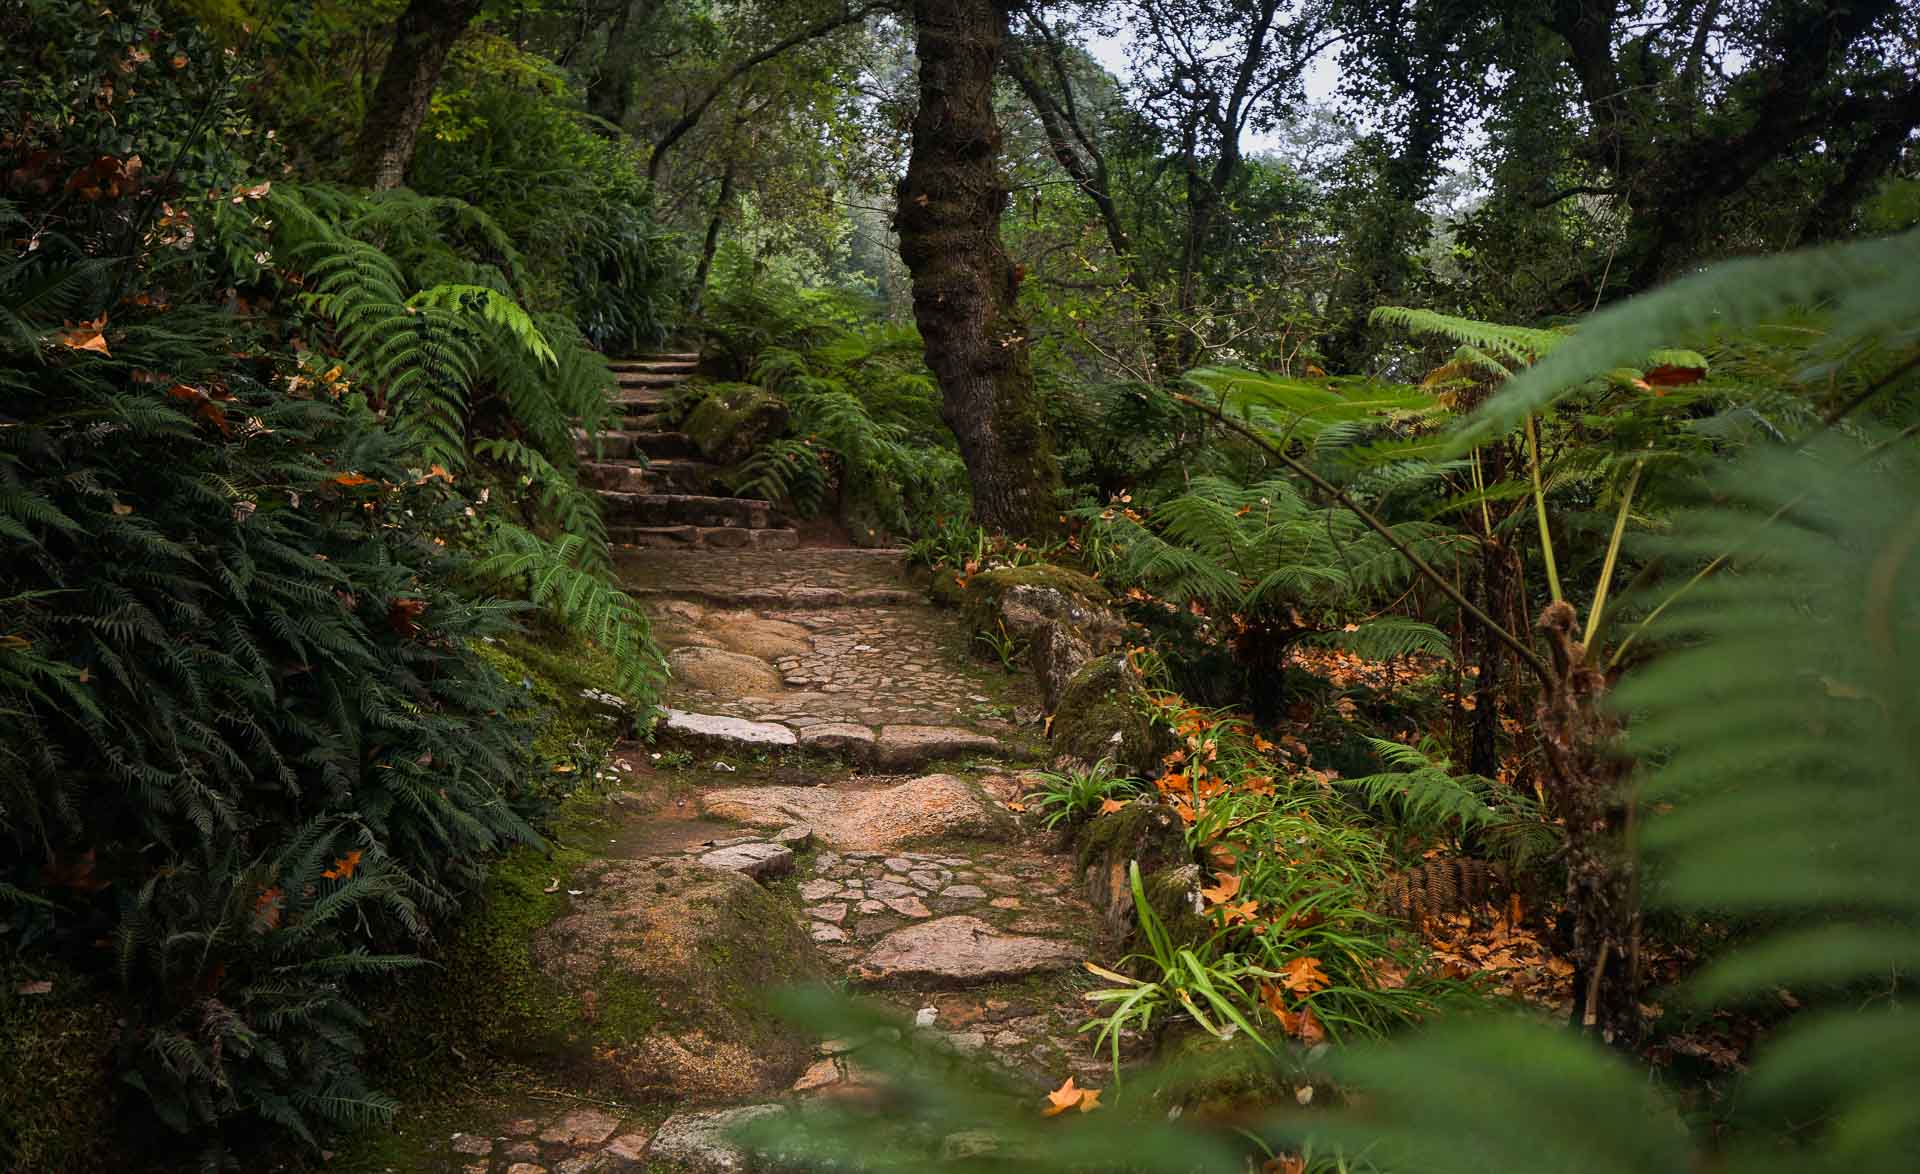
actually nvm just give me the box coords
[1048,652,1169,775]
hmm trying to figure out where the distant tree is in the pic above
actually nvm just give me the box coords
[351,0,484,189]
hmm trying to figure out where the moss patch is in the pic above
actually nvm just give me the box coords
[360,840,589,1082]
[1147,1025,1298,1120]
[0,957,122,1171]
[1051,653,1169,775]
[473,623,635,787]
[528,858,829,1101]
[681,383,791,465]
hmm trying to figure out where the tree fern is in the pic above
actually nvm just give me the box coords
[1280,238,1920,1174]
[1339,737,1558,868]
[1452,226,1920,444]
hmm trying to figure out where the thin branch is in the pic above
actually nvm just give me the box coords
[647,1,887,181]
[1173,392,1551,683]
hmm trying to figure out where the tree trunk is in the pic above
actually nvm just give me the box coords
[896,0,1060,538]
[351,0,482,190]
[686,159,738,318]
[587,0,658,132]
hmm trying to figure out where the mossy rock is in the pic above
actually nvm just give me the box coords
[530,857,827,1101]
[1075,803,1191,947]
[961,563,1111,637]
[0,958,123,1170]
[927,568,967,609]
[681,383,790,465]
[1050,653,1170,775]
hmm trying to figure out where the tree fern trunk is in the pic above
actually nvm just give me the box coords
[1536,600,1642,1047]
[351,0,482,190]
[896,0,1060,538]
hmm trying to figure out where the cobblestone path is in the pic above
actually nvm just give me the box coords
[397,548,1106,1172]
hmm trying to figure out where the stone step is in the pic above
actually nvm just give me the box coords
[601,492,775,529]
[609,359,698,376]
[573,428,636,460]
[632,430,700,459]
[584,460,722,494]
[616,398,669,423]
[645,458,725,491]
[611,525,800,551]
[581,461,647,492]
[610,351,698,365]
[622,580,920,609]
[573,430,702,462]
[614,371,689,389]
[661,713,1006,773]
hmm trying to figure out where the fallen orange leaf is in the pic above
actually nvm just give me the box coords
[54,317,110,355]
[321,849,362,881]
[1199,872,1241,906]
[1281,955,1331,995]
[1043,1076,1101,1116]
[1097,797,1126,815]
[330,473,373,487]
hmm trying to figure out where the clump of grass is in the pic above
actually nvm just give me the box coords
[1021,759,1146,830]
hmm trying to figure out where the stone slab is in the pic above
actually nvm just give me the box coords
[850,915,1080,986]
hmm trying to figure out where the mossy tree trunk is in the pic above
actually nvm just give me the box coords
[896,0,1061,539]
[351,0,483,190]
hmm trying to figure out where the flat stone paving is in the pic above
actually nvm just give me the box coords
[631,550,1038,759]
[412,547,1106,1172]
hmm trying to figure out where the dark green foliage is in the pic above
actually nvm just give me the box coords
[0,291,543,1155]
[1338,738,1558,871]
[406,34,687,352]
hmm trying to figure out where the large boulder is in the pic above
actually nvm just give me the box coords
[1049,652,1170,776]
[682,383,791,466]
[531,858,827,1101]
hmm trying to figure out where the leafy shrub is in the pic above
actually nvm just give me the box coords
[1080,474,1456,718]
[0,290,543,1155]
[0,8,626,1159]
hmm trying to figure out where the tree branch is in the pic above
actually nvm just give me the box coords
[647,1,888,181]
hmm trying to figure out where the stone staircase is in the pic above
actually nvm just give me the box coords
[576,353,800,551]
